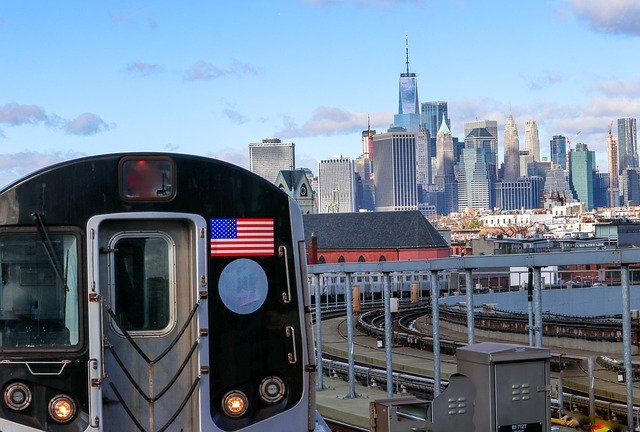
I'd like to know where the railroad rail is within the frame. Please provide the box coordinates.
[356,305,640,370]
[324,314,640,427]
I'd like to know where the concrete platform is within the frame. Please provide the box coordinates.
[315,377,387,430]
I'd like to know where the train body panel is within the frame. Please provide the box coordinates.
[0,153,319,431]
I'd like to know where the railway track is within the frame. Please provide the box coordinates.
[323,306,640,427]
[356,305,640,370]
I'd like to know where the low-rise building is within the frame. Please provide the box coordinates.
[303,211,449,263]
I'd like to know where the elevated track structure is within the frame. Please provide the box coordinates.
[308,249,640,430]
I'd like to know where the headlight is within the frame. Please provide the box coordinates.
[48,394,76,423]
[259,376,286,404]
[3,382,32,411]
[221,390,248,418]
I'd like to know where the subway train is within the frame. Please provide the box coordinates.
[0,153,324,431]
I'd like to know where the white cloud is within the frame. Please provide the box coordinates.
[65,113,113,136]
[0,103,113,137]
[207,148,249,169]
[520,72,563,91]
[124,62,163,76]
[275,106,393,138]
[183,60,260,81]
[569,0,640,35]
[0,103,52,126]
[0,151,85,188]
[222,108,248,124]
[588,77,640,97]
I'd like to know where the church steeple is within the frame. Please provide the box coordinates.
[437,113,450,135]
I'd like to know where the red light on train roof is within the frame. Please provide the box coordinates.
[118,156,176,201]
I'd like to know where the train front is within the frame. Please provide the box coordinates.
[0,153,323,432]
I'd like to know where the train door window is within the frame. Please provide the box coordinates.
[0,231,80,349]
[109,232,176,335]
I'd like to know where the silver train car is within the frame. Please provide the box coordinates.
[0,154,324,431]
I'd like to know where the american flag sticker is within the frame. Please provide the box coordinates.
[210,218,275,257]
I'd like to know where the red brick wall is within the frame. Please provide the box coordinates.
[315,247,450,264]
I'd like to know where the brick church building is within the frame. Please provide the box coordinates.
[303,211,450,264]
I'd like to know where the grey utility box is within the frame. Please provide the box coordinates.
[456,342,551,432]
[369,397,428,432]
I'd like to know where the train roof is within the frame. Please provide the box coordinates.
[0,152,291,227]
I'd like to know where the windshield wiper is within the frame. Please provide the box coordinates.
[32,212,69,292]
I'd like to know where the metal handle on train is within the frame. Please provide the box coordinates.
[279,246,292,304]
[285,326,297,364]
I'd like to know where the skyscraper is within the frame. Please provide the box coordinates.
[361,117,376,160]
[355,155,374,211]
[519,150,534,177]
[464,120,498,180]
[503,114,520,181]
[393,36,420,132]
[416,128,430,191]
[550,135,567,169]
[317,156,356,213]
[618,117,638,173]
[524,120,540,161]
[455,146,494,210]
[420,101,449,139]
[373,131,418,211]
[434,115,454,189]
[249,139,295,182]
[622,169,640,205]
[432,116,457,214]
[594,171,609,208]
[495,177,544,210]
[420,101,448,174]
[544,166,575,204]
[569,143,595,210]
[607,124,620,207]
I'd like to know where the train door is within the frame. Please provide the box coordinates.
[87,213,208,432]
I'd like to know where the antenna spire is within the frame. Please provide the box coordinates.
[405,34,410,74]
[367,114,371,131]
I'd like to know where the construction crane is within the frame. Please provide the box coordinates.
[565,130,581,169]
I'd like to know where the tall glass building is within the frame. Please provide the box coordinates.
[618,117,638,173]
[464,120,498,182]
[393,37,420,132]
[455,146,494,210]
[420,101,449,138]
[569,143,595,210]
[550,135,567,169]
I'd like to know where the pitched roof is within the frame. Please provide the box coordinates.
[437,114,451,135]
[277,170,306,191]
[303,211,448,250]
[466,127,492,139]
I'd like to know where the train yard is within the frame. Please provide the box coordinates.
[315,303,640,430]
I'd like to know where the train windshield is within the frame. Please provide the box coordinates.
[0,232,79,349]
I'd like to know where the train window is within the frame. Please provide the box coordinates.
[119,156,175,201]
[110,233,175,335]
[0,232,80,349]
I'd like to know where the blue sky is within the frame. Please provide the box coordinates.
[1,0,640,186]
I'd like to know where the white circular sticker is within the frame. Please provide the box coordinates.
[218,259,269,314]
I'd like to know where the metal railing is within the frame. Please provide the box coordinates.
[307,248,640,429]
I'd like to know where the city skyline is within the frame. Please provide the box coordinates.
[1,1,640,186]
